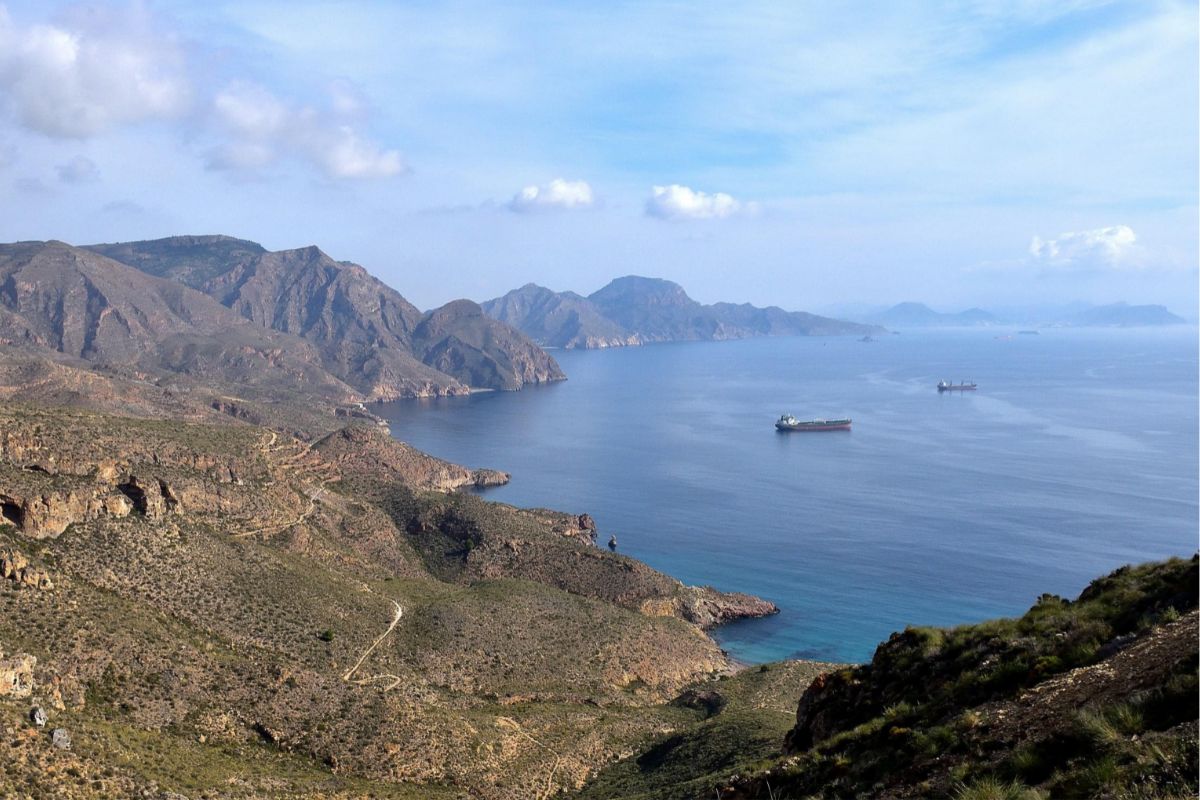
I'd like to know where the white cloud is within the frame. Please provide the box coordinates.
[508,178,594,212]
[645,184,744,220]
[1030,225,1139,268]
[207,81,406,180]
[303,123,406,179]
[0,5,190,138]
[56,154,99,183]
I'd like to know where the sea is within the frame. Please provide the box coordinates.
[373,328,1199,665]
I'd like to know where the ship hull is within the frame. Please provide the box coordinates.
[776,420,852,432]
[937,386,977,392]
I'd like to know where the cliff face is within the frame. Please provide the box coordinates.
[0,241,359,402]
[483,276,883,348]
[87,235,564,396]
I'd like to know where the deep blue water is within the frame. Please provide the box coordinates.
[374,328,1199,664]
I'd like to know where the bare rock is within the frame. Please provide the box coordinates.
[0,652,36,698]
[642,586,779,630]
[2,548,54,590]
[471,468,511,488]
[51,727,71,750]
[1,547,28,578]
[29,706,47,728]
[103,493,133,517]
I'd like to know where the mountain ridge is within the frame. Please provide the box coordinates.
[482,276,882,348]
[83,235,565,398]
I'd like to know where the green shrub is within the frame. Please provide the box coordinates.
[952,776,1043,800]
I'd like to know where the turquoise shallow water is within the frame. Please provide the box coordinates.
[374,328,1199,664]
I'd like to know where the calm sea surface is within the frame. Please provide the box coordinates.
[374,328,1199,664]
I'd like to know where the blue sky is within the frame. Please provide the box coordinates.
[0,0,1196,314]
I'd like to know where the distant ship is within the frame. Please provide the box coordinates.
[776,414,852,431]
[1018,330,1040,335]
[937,380,977,392]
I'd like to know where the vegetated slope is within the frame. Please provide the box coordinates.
[0,241,357,403]
[0,406,777,799]
[482,276,881,348]
[89,235,565,397]
[623,556,1196,800]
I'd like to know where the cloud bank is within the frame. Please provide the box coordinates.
[206,81,406,180]
[1030,225,1138,269]
[0,6,405,181]
[508,178,594,212]
[645,184,744,220]
[0,5,189,138]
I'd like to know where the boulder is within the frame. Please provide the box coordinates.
[29,706,47,728]
[102,493,132,517]
[51,727,71,750]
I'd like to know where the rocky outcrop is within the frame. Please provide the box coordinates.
[117,476,182,519]
[0,479,170,538]
[641,586,779,630]
[313,425,509,492]
[0,652,36,698]
[0,549,53,589]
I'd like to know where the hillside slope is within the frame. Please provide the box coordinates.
[582,556,1198,799]
[0,405,775,799]
[0,241,358,403]
[88,235,564,397]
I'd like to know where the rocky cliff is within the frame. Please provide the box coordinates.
[88,235,564,396]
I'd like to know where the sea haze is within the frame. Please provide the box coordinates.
[374,328,1199,664]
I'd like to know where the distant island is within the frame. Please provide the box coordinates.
[482,276,883,349]
[867,302,999,328]
[853,300,1187,329]
[1064,302,1188,327]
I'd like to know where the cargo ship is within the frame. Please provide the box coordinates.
[937,380,977,392]
[775,414,852,431]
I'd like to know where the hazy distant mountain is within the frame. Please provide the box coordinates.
[1065,302,1186,327]
[479,283,641,349]
[870,302,999,327]
[483,276,881,348]
[88,235,564,397]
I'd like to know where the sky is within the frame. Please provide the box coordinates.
[0,0,1196,315]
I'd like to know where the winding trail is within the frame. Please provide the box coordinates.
[234,486,326,539]
[341,599,405,691]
